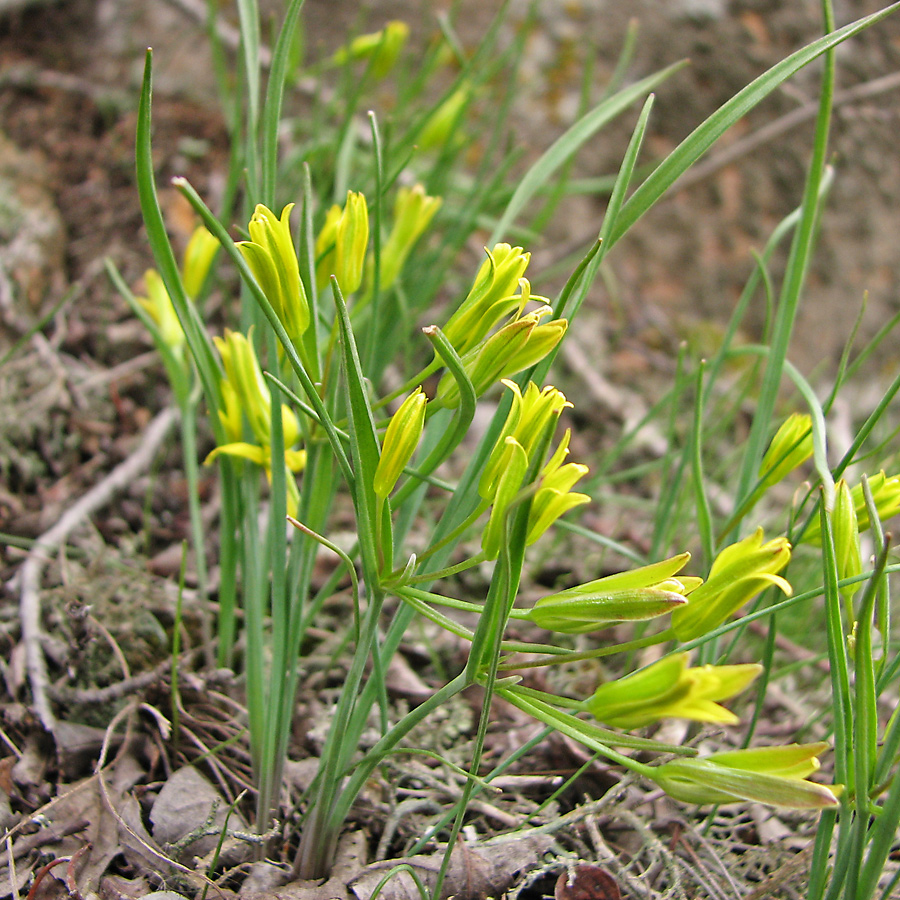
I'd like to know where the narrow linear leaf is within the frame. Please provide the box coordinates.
[490,60,684,245]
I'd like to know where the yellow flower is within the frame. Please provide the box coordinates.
[136,269,184,353]
[417,85,471,151]
[526,430,589,546]
[314,192,370,296]
[181,225,219,300]
[436,305,567,407]
[804,470,900,543]
[336,191,369,295]
[587,652,761,729]
[443,244,531,356]
[237,204,309,346]
[479,380,571,501]
[375,185,442,292]
[331,20,409,78]
[480,424,588,561]
[211,329,302,452]
[671,529,791,642]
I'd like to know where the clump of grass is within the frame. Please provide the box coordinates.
[112,1,900,895]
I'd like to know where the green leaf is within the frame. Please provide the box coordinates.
[332,279,381,579]
[135,51,223,433]
[261,0,306,207]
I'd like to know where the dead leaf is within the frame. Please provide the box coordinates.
[384,654,432,701]
[0,854,34,900]
[349,835,552,900]
[98,874,152,900]
[555,865,621,900]
[54,721,120,781]
[116,791,183,885]
[149,766,249,867]
[136,893,191,900]
[12,730,53,796]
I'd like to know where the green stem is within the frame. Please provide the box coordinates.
[500,629,672,670]
[178,395,214,667]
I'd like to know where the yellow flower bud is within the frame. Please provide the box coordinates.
[856,470,900,531]
[481,437,529,560]
[527,553,696,634]
[526,430,589,545]
[331,20,409,79]
[181,226,219,300]
[443,244,531,355]
[758,413,813,490]
[376,185,442,292]
[435,307,567,407]
[479,381,571,500]
[417,85,470,151]
[653,743,841,809]
[833,478,862,600]
[334,191,369,296]
[136,269,184,353]
[373,388,427,498]
[213,329,301,450]
[314,204,343,292]
[805,470,900,543]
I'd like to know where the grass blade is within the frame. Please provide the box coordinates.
[489,62,683,245]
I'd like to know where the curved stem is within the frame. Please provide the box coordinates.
[500,629,673,670]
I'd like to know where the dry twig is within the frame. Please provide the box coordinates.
[14,406,177,732]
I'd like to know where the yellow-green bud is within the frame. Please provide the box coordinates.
[481,437,529,560]
[331,20,409,79]
[315,204,343,292]
[587,652,761,729]
[671,528,792,642]
[833,478,862,601]
[181,226,219,300]
[333,191,369,296]
[374,388,427,498]
[856,470,900,531]
[436,307,567,407]
[758,413,813,490]
[527,553,696,633]
[377,185,442,291]
[237,204,309,345]
[417,85,470,151]
[652,743,841,809]
[137,269,184,353]
[804,470,900,543]
[218,378,244,443]
[213,329,301,450]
